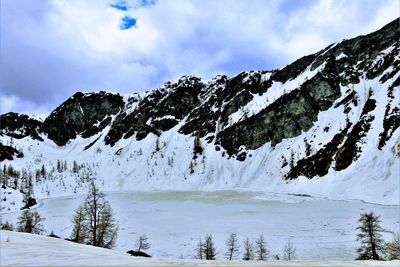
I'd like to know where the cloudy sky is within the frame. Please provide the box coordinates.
[0,0,398,118]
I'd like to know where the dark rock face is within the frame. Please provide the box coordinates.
[216,73,341,156]
[0,112,43,140]
[178,71,270,138]
[286,95,377,180]
[286,122,352,179]
[334,98,376,171]
[272,54,316,83]
[379,80,400,150]
[42,92,124,146]
[379,105,399,150]
[0,143,23,161]
[105,76,204,146]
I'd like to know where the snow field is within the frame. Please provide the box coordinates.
[1,191,398,261]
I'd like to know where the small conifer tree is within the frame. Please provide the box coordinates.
[17,210,44,234]
[356,212,385,260]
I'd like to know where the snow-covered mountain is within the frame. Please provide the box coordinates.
[1,18,399,206]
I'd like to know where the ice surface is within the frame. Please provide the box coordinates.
[1,191,398,261]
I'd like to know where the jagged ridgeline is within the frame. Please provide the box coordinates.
[0,18,399,204]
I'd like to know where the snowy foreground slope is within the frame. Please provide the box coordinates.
[1,231,398,266]
[0,18,399,211]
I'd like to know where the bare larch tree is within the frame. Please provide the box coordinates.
[242,237,254,261]
[225,233,240,260]
[136,234,151,252]
[283,239,296,260]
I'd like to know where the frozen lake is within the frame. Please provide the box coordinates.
[1,191,399,260]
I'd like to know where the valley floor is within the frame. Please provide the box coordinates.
[1,191,399,262]
[1,231,398,267]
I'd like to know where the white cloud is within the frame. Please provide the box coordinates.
[0,95,18,114]
[275,0,399,62]
[0,95,53,119]
[0,0,398,116]
[361,1,399,35]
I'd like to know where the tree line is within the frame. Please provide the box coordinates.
[193,211,400,261]
[0,160,99,208]
[195,232,295,261]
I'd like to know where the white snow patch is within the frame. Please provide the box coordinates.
[336,52,347,60]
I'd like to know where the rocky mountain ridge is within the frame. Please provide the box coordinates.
[0,18,399,204]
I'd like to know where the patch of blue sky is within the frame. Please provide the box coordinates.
[111,0,157,10]
[136,0,157,8]
[110,1,128,11]
[120,16,137,30]
[278,0,318,14]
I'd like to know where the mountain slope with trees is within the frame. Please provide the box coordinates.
[0,18,399,206]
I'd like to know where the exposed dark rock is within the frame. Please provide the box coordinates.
[48,233,61,238]
[286,97,377,179]
[0,112,43,140]
[83,136,102,151]
[378,105,400,150]
[178,78,226,137]
[380,62,400,84]
[286,122,352,180]
[21,197,37,210]
[388,76,400,98]
[236,152,247,161]
[193,146,203,158]
[105,76,204,146]
[42,92,124,146]
[272,54,316,83]
[334,91,358,108]
[360,97,376,116]
[217,72,341,155]
[334,99,376,171]
[126,250,151,257]
[81,117,112,138]
[179,71,267,137]
[151,118,179,132]
[289,193,312,197]
[219,90,254,126]
[0,143,23,161]
[367,46,399,80]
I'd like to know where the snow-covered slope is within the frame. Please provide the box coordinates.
[1,230,398,266]
[0,19,399,207]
